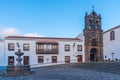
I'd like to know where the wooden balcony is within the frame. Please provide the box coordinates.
[36,49,58,54]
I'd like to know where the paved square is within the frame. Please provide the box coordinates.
[0,65,120,80]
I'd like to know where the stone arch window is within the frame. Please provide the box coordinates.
[95,20,99,29]
[110,31,115,41]
[88,20,92,29]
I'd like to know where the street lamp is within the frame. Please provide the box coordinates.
[73,43,75,56]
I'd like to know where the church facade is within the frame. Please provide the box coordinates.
[83,10,103,62]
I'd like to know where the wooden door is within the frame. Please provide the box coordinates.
[8,56,14,65]
[23,56,29,65]
[77,55,82,62]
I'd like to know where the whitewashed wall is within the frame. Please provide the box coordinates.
[0,40,6,66]
[58,41,84,62]
[103,27,120,61]
[4,39,36,66]
[0,38,84,68]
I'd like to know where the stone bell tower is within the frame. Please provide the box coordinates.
[83,8,103,62]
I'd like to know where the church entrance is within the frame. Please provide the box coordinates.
[90,48,98,62]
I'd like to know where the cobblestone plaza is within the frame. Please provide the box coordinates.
[0,65,120,80]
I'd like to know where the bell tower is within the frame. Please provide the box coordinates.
[83,8,103,62]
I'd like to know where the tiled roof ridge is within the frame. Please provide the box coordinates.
[103,25,120,34]
[5,36,80,40]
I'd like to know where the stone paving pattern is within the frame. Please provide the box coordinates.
[70,62,120,74]
[0,64,120,80]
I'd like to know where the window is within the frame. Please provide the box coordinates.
[8,43,14,51]
[110,31,115,41]
[95,20,99,29]
[91,38,98,46]
[44,44,51,51]
[77,45,82,51]
[105,55,107,58]
[88,20,92,29]
[23,56,29,65]
[23,44,29,51]
[52,56,57,63]
[52,45,58,51]
[8,56,14,65]
[65,56,70,63]
[65,45,70,51]
[36,44,44,51]
[38,56,44,63]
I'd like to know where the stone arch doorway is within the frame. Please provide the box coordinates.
[90,48,98,62]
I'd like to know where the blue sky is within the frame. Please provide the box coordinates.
[0,0,120,38]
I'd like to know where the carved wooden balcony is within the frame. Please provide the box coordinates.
[36,49,58,54]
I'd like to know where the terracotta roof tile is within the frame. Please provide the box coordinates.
[5,36,80,42]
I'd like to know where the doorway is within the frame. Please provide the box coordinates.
[8,56,14,65]
[90,48,98,62]
[23,56,29,65]
[77,55,82,62]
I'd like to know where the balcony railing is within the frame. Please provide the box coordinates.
[36,49,58,54]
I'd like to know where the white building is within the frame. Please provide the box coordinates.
[0,36,84,67]
[103,25,120,61]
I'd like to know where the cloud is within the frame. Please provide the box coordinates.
[24,33,44,37]
[0,27,45,38]
[0,28,20,38]
[0,28,45,38]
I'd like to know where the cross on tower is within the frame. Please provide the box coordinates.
[92,6,95,11]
